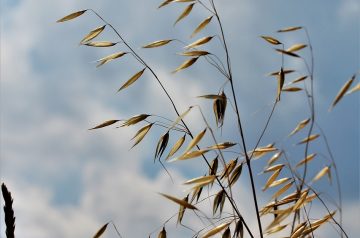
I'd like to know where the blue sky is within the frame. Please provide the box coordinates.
[1,0,359,237]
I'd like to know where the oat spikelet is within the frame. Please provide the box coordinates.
[277,26,302,32]
[260,35,282,45]
[289,118,310,136]
[93,223,108,238]
[202,222,231,238]
[80,25,106,44]
[142,39,173,48]
[277,67,285,101]
[2,183,15,238]
[89,120,120,130]
[158,227,167,238]
[286,43,307,52]
[213,91,227,127]
[84,41,117,47]
[159,193,197,210]
[191,16,213,38]
[174,3,195,25]
[56,10,87,23]
[329,74,356,111]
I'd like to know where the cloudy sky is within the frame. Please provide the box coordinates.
[1,0,359,237]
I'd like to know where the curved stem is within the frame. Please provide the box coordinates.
[196,0,215,14]
[110,221,123,238]
[248,100,278,161]
[300,27,316,188]
[315,122,343,232]
[304,26,342,237]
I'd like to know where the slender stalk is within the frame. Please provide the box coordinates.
[210,1,264,237]
[110,221,123,238]
[296,43,342,237]
[299,27,316,188]
[291,27,316,235]
[247,43,283,161]
[304,28,343,236]
[248,100,277,161]
[247,45,283,163]
[315,122,343,234]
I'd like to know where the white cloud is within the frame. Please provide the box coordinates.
[3,168,359,237]
[1,170,185,238]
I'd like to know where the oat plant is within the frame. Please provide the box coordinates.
[1,183,16,238]
[56,1,358,237]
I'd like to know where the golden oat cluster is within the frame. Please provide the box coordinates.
[56,1,358,238]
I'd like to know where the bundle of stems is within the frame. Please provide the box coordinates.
[56,1,358,237]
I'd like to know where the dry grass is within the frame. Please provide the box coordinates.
[1,183,16,238]
[18,1,357,238]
